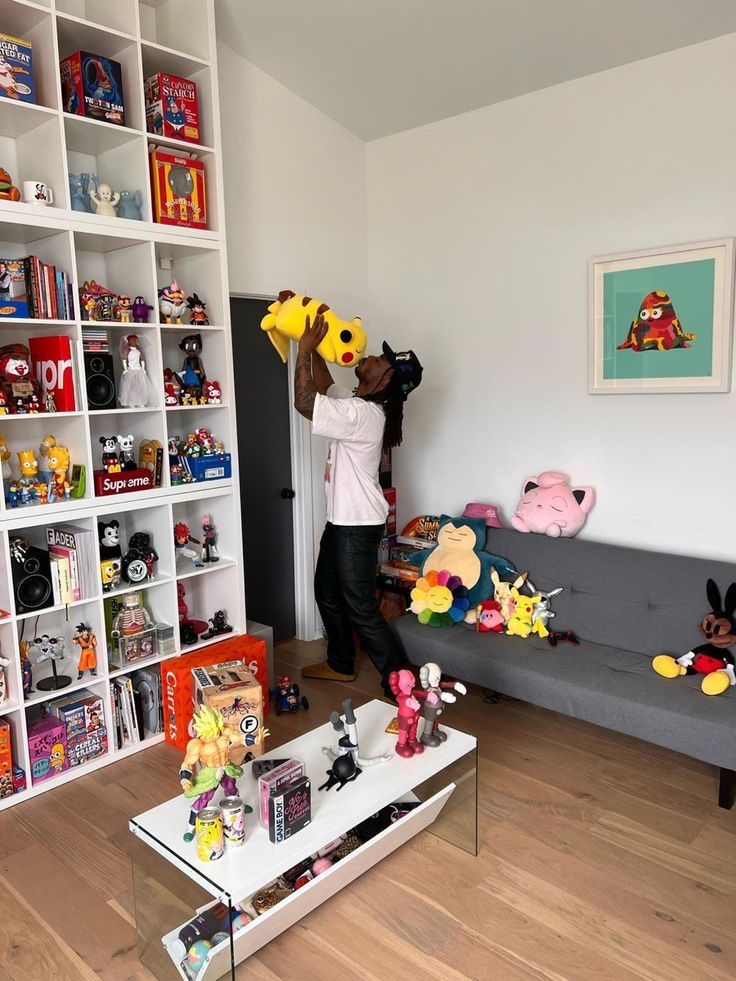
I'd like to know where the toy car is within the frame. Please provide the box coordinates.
[270,675,309,716]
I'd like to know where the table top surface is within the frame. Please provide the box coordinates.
[130,698,476,905]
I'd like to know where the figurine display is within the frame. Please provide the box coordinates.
[320,698,390,790]
[174,521,202,566]
[99,436,120,473]
[0,344,47,414]
[47,444,71,502]
[186,293,209,326]
[158,280,187,324]
[122,531,158,584]
[89,182,120,217]
[0,167,20,201]
[112,591,153,636]
[200,515,219,563]
[201,610,233,639]
[79,279,117,321]
[415,662,466,748]
[30,634,71,691]
[179,705,248,841]
[168,428,229,484]
[117,189,143,221]
[116,433,136,471]
[73,623,98,680]
[260,290,367,365]
[132,295,153,323]
[69,173,92,212]
[388,669,423,758]
[178,582,207,645]
[203,380,221,405]
[19,640,33,696]
[179,333,206,397]
[119,334,153,408]
[270,675,309,716]
[115,295,133,323]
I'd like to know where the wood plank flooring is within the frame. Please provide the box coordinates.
[0,637,733,980]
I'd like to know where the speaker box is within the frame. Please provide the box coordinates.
[10,544,53,614]
[84,351,116,410]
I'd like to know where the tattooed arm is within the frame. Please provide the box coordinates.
[294,314,328,420]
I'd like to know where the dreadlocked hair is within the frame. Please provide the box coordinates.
[363,387,405,450]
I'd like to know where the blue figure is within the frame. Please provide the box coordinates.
[164,95,186,133]
[117,190,143,221]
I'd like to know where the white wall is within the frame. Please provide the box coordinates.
[366,34,736,560]
[217,43,367,632]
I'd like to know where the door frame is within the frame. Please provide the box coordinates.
[231,290,319,642]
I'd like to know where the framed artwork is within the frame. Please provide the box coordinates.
[589,239,734,394]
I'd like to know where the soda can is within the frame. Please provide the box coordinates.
[220,796,246,847]
[195,807,224,861]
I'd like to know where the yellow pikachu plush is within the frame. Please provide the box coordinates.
[491,567,528,622]
[261,290,367,366]
[506,588,541,639]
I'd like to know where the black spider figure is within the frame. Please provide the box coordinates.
[318,752,362,792]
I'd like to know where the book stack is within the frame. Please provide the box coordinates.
[0,256,74,320]
[81,328,110,353]
[110,676,142,749]
[46,524,96,605]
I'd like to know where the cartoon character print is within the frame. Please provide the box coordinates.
[617,291,696,352]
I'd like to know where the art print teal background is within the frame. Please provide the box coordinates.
[602,258,715,379]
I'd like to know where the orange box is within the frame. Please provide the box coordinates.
[0,717,13,799]
[161,635,267,750]
[150,148,207,229]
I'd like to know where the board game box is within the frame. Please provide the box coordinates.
[0,34,34,103]
[145,72,199,143]
[60,51,124,125]
[150,148,207,229]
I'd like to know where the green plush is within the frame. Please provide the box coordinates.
[408,514,516,607]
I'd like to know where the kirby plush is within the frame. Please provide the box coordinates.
[510,471,594,538]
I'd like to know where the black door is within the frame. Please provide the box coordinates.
[230,297,296,642]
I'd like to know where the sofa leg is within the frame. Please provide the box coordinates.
[718,768,735,809]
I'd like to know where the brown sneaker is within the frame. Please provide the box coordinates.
[301,660,356,683]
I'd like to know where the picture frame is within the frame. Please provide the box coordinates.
[589,238,734,394]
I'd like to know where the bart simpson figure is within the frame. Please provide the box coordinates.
[73,623,97,680]
[179,705,268,841]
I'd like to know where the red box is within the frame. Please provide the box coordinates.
[0,717,12,799]
[145,72,199,143]
[149,149,207,229]
[59,51,125,126]
[383,487,397,536]
[94,468,154,496]
[29,335,76,412]
[161,635,268,750]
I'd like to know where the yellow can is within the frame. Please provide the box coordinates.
[195,807,224,861]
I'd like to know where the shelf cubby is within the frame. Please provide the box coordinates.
[172,489,234,574]
[153,239,222,324]
[160,324,227,404]
[0,618,20,705]
[0,110,65,214]
[74,231,155,308]
[87,408,165,479]
[138,0,210,62]
[102,577,176,670]
[177,559,241,637]
[55,0,138,37]
[95,499,175,585]
[0,0,58,109]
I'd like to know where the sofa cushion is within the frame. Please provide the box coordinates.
[484,528,736,658]
[394,614,736,770]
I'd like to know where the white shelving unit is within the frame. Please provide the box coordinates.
[0,0,243,811]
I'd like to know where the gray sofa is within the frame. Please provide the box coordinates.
[394,528,736,808]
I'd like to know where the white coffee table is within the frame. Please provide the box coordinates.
[129,699,477,980]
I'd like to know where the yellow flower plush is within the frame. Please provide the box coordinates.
[410,570,469,627]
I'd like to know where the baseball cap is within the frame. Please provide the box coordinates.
[382,341,423,397]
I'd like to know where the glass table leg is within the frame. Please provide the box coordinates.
[410,746,478,856]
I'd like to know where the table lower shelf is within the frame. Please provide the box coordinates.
[161,783,454,980]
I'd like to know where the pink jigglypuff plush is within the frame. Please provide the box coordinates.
[511,471,595,538]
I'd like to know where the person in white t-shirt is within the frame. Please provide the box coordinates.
[293,313,423,697]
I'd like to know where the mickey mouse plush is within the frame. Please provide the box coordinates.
[653,579,736,695]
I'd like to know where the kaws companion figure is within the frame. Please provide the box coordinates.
[653,579,736,696]
[415,662,466,748]
[260,291,367,365]
[388,669,423,758]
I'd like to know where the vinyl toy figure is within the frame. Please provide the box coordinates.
[174,521,201,566]
[47,445,71,502]
[320,698,390,789]
[186,293,209,327]
[73,623,98,680]
[158,280,187,324]
[270,675,309,715]
[132,295,153,324]
[415,662,466,748]
[200,514,219,563]
[388,669,423,758]
[179,333,206,393]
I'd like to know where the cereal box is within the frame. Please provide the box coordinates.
[150,149,207,229]
[59,51,124,125]
[0,717,13,798]
[145,72,199,143]
[0,34,34,104]
[27,716,68,785]
[191,661,264,758]
[48,691,107,767]
[161,635,267,750]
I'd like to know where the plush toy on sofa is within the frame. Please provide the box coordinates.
[506,588,541,638]
[526,580,564,639]
[652,579,736,695]
[260,290,367,365]
[475,599,505,633]
[491,568,528,622]
[511,471,595,538]
[413,515,516,608]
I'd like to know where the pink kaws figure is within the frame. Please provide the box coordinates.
[511,471,595,538]
[388,669,424,758]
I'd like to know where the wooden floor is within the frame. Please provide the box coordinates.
[0,638,734,980]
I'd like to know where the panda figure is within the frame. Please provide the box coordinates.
[117,434,136,471]
[99,436,120,473]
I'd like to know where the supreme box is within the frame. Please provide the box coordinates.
[383,487,397,536]
[0,717,12,798]
[145,72,199,143]
[161,635,267,750]
[27,716,68,785]
[29,335,77,412]
[47,691,107,767]
[59,51,124,125]
[192,660,264,758]
[93,467,154,496]
[150,149,207,229]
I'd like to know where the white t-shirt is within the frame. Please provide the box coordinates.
[312,384,388,527]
